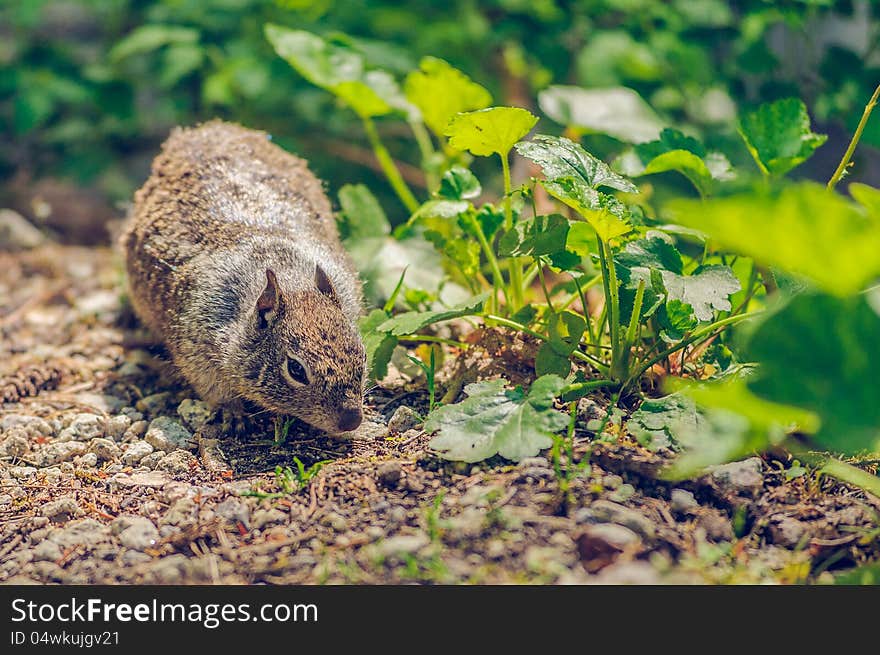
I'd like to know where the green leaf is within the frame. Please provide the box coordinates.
[849,183,880,216]
[661,265,741,322]
[265,25,402,118]
[515,134,638,193]
[404,57,491,136]
[635,128,707,161]
[539,85,663,143]
[438,166,482,200]
[502,213,570,258]
[410,199,471,223]
[426,376,569,462]
[738,98,827,177]
[641,150,715,197]
[359,309,398,381]
[444,107,538,157]
[540,179,631,241]
[663,377,820,478]
[377,293,488,336]
[748,293,880,455]
[666,183,880,296]
[338,183,390,242]
[535,344,571,377]
[332,80,393,118]
[110,24,199,62]
[615,236,683,275]
[628,393,702,451]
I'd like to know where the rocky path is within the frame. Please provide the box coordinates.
[1,244,878,584]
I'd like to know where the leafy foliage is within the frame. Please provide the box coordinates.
[539,85,663,143]
[444,107,538,157]
[404,57,491,137]
[426,376,569,463]
[748,293,880,454]
[667,183,880,296]
[738,98,828,177]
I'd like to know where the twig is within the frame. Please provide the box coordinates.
[828,82,880,191]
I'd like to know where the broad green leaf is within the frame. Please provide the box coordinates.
[338,185,391,292]
[438,166,482,200]
[661,265,741,322]
[265,25,402,118]
[635,128,707,161]
[426,376,569,462]
[540,178,631,241]
[616,236,683,274]
[535,344,571,377]
[359,309,398,381]
[666,183,880,296]
[663,377,820,478]
[444,107,538,157]
[738,98,827,176]
[377,293,488,336]
[678,378,820,434]
[410,199,471,223]
[748,293,880,454]
[158,44,204,88]
[404,57,491,136]
[338,183,390,241]
[515,134,638,193]
[332,80,393,118]
[849,183,880,217]
[109,24,199,62]
[641,150,715,197]
[628,393,701,451]
[501,213,569,258]
[539,85,663,143]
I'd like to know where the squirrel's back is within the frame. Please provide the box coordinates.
[121,121,365,434]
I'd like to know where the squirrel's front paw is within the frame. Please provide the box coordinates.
[215,402,255,438]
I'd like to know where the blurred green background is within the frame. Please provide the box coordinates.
[2,0,878,242]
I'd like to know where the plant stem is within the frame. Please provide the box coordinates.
[622,310,759,390]
[362,117,420,213]
[623,278,646,361]
[410,120,439,191]
[560,379,618,396]
[536,265,555,313]
[828,82,880,191]
[597,237,622,381]
[500,153,523,311]
[469,214,508,310]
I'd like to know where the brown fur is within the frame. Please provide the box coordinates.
[121,120,365,434]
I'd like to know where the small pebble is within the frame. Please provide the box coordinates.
[121,441,154,465]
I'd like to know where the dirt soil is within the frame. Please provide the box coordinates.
[1,244,879,585]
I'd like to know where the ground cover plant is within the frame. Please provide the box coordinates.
[2,2,880,586]
[267,24,880,488]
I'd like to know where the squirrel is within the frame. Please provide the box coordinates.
[121,120,366,434]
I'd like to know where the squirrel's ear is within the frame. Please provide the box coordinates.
[256,269,282,327]
[315,264,339,304]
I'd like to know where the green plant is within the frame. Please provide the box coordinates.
[265,25,880,500]
[240,458,331,500]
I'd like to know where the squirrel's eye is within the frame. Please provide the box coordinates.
[285,356,309,385]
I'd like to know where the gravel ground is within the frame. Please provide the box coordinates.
[1,243,879,585]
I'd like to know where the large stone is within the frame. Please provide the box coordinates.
[574,500,656,540]
[709,457,764,497]
[0,209,45,250]
[145,417,194,452]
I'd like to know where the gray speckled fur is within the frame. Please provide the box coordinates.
[121,120,365,433]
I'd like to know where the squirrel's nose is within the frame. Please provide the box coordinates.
[337,407,363,432]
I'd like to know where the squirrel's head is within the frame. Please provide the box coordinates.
[237,266,365,434]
